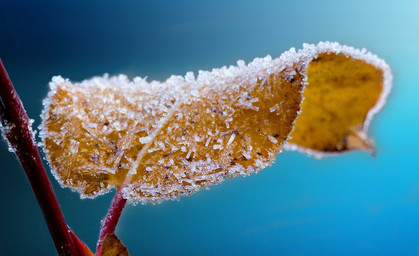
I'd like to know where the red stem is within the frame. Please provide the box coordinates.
[0,59,80,256]
[95,188,127,255]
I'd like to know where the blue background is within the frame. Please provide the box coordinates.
[0,0,418,255]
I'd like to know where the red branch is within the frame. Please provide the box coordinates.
[95,188,127,255]
[0,59,80,256]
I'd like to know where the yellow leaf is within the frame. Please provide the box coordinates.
[40,42,392,204]
[41,51,305,204]
[100,233,129,256]
[286,42,392,158]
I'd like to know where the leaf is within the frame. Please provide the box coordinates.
[286,42,392,158]
[40,42,392,204]
[40,52,305,204]
[100,233,129,256]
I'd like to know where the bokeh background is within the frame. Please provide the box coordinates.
[1,0,418,255]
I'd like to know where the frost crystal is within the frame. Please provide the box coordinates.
[0,122,16,153]
[268,135,278,144]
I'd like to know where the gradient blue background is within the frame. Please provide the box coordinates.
[0,1,418,255]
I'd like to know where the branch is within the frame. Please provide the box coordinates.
[0,59,80,256]
[95,188,127,256]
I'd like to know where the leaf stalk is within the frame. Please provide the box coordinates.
[0,59,80,256]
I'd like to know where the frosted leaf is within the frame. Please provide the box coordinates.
[39,41,391,204]
[40,45,305,203]
[285,42,392,158]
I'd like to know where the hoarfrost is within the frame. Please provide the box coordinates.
[194,134,201,142]
[269,104,280,113]
[139,136,151,144]
[186,149,192,159]
[242,151,251,160]
[205,137,211,147]
[227,133,236,145]
[268,135,278,144]
[69,139,79,154]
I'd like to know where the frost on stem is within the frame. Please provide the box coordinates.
[0,58,81,256]
[0,103,36,153]
[0,120,16,153]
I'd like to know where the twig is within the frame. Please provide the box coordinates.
[0,59,80,256]
[95,188,127,255]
